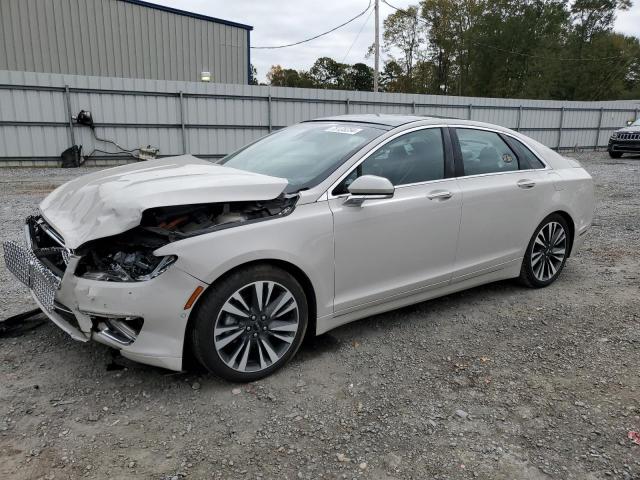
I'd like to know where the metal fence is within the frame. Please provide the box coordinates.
[1,70,639,166]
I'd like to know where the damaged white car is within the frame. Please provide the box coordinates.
[3,115,594,381]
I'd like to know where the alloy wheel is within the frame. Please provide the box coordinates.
[530,221,567,282]
[213,281,300,373]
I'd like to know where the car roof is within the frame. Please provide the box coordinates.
[304,114,449,128]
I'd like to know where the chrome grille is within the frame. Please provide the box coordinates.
[3,240,61,312]
[617,132,640,140]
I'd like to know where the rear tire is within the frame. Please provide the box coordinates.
[519,214,570,288]
[190,264,308,382]
[608,150,623,158]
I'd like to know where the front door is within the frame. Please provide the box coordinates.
[328,127,462,314]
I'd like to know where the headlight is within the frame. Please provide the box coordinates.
[80,252,177,282]
[610,132,618,139]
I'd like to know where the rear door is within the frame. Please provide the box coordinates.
[451,127,556,280]
[328,126,462,313]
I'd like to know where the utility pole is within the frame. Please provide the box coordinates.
[373,0,379,92]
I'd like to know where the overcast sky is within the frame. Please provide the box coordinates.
[149,0,640,83]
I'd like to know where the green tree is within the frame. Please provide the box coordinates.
[344,63,374,91]
[266,2,639,101]
[309,57,348,88]
[267,65,314,88]
[381,5,426,91]
[562,0,634,99]
[249,64,258,85]
[380,60,405,92]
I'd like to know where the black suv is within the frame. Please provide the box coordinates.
[608,119,640,158]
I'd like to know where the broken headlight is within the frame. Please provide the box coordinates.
[80,251,177,282]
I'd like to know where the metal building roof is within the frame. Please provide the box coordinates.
[119,0,254,30]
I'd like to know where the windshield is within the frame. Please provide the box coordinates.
[220,122,384,192]
[633,119,640,126]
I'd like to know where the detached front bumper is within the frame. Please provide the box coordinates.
[3,220,206,372]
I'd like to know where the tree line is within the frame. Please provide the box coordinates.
[259,0,640,100]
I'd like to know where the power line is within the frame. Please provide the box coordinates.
[251,1,372,49]
[342,4,375,62]
[382,0,630,62]
[382,0,424,22]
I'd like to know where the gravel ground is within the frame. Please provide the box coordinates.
[0,152,638,480]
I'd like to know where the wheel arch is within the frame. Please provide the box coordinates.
[182,259,318,368]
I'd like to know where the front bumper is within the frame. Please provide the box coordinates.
[608,138,640,153]
[2,219,206,371]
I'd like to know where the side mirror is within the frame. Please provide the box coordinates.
[627,120,633,126]
[344,175,394,207]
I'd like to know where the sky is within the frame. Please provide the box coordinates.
[148,0,640,83]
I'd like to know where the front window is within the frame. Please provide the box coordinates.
[334,128,446,194]
[220,122,383,192]
[632,119,640,126]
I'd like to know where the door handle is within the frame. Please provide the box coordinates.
[517,179,536,189]
[427,190,453,200]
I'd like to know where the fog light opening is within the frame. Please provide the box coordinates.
[91,316,144,347]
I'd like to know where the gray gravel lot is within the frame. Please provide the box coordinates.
[0,152,639,480]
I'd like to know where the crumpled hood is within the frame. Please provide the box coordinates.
[39,155,287,249]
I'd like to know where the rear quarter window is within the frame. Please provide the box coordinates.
[507,137,546,169]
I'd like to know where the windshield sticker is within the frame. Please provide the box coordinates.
[325,125,363,135]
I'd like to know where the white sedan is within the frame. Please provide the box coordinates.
[3,115,594,381]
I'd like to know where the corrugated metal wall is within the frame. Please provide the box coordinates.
[1,70,638,166]
[0,0,249,84]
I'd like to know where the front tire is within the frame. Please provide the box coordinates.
[519,214,570,288]
[608,150,623,158]
[190,265,308,382]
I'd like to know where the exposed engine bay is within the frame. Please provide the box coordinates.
[74,195,297,282]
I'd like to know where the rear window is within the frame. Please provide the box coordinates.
[456,128,518,176]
